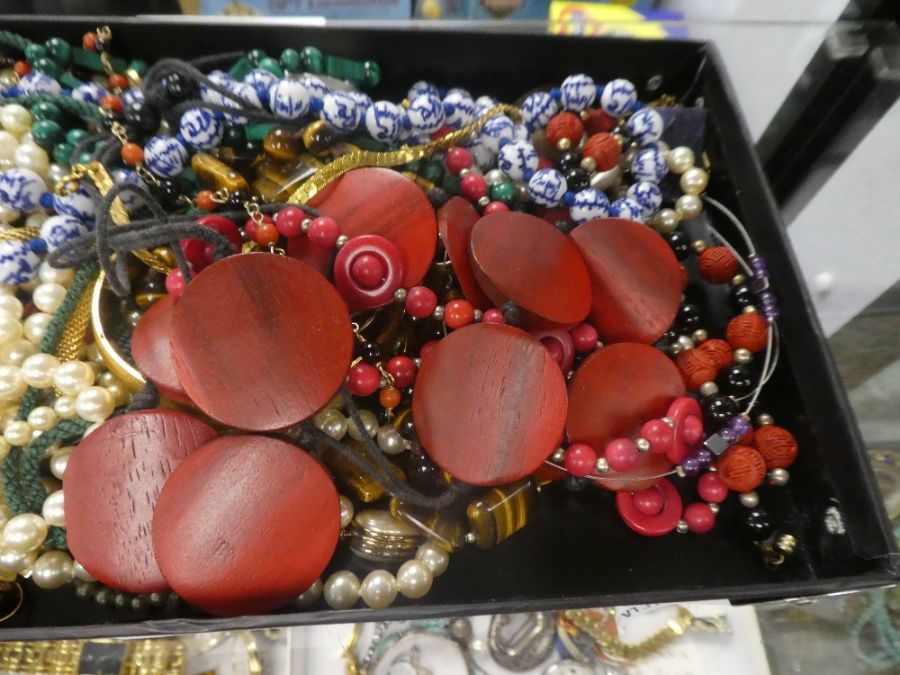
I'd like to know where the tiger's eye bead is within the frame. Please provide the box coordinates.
[302,120,338,156]
[263,127,302,162]
[466,479,537,549]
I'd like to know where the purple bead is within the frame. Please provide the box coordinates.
[730,414,751,436]
[682,457,701,476]
[694,448,713,466]
[749,254,767,274]
[720,427,737,443]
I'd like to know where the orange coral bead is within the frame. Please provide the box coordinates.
[676,348,718,390]
[107,73,129,91]
[754,425,798,469]
[698,338,733,369]
[82,32,98,51]
[379,387,401,409]
[444,299,474,330]
[698,246,739,284]
[100,94,122,113]
[121,142,144,166]
[716,445,766,492]
[582,133,621,171]
[545,112,584,149]
[726,313,768,353]
[254,222,280,246]
[196,190,217,212]
[12,60,30,77]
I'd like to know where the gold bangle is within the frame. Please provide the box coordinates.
[91,270,146,392]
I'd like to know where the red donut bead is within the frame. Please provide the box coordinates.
[698,246,739,284]
[545,112,584,148]
[386,356,416,388]
[531,328,575,372]
[605,438,639,473]
[570,322,599,353]
[333,234,405,310]
[307,216,341,250]
[347,362,381,397]
[684,503,716,534]
[616,478,682,536]
[726,312,769,353]
[444,299,475,329]
[564,443,597,477]
[405,286,438,319]
[582,133,621,171]
[697,473,728,503]
[445,147,473,175]
[460,173,487,201]
[274,206,307,239]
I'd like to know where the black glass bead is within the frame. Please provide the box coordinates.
[702,395,739,430]
[719,363,755,396]
[221,125,245,148]
[398,413,416,440]
[564,167,590,193]
[359,341,383,364]
[677,303,703,330]
[729,284,756,312]
[554,219,573,235]
[404,453,444,496]
[123,100,160,137]
[228,190,250,209]
[427,187,449,209]
[564,475,591,492]
[665,230,692,260]
[162,73,197,104]
[743,507,774,541]
[153,179,182,208]
[558,151,581,171]
[501,300,522,327]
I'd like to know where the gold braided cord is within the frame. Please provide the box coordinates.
[54,278,95,362]
[288,104,522,205]
[563,608,694,661]
[0,226,40,242]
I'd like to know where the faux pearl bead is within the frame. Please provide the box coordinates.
[32,283,66,314]
[47,163,68,190]
[41,489,65,527]
[324,570,361,609]
[360,569,397,609]
[676,194,703,220]
[376,427,405,455]
[3,513,48,552]
[0,105,32,137]
[346,408,379,441]
[396,559,433,599]
[38,262,74,286]
[653,208,680,234]
[296,578,323,608]
[416,541,449,577]
[50,446,73,479]
[22,353,59,389]
[680,167,709,195]
[0,546,36,573]
[53,396,76,419]
[23,312,52,344]
[339,495,354,529]
[667,146,695,174]
[3,420,32,446]
[0,131,16,160]
[739,491,759,508]
[0,364,26,401]
[53,361,95,396]
[74,386,116,423]
[0,293,23,319]
[106,381,130,407]
[14,143,49,175]
[0,314,23,345]
[314,408,347,440]
[2,338,36,366]
[72,560,95,582]
[31,550,73,589]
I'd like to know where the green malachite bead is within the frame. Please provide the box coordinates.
[127,59,147,75]
[77,151,93,165]
[442,173,461,195]
[247,49,267,66]
[31,101,62,123]
[45,37,72,66]
[300,46,324,74]
[363,61,382,88]
[228,57,253,82]
[24,44,48,63]
[33,57,63,80]
[280,48,300,72]
[257,57,283,78]
[53,142,74,166]
[405,160,423,174]
[325,55,365,86]
[66,128,89,146]
[72,47,126,73]
[490,181,518,205]
[60,73,81,90]
[31,120,64,150]
[245,123,276,142]
[422,162,445,185]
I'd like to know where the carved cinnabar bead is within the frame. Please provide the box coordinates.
[545,112,584,147]
[698,246,739,284]
[716,444,767,492]
[726,312,768,353]
[676,348,719,391]
[754,425,799,469]
[698,338,733,369]
[437,197,492,310]
[582,133,620,171]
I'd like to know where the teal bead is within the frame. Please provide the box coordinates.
[31,120,64,150]
[442,173,461,195]
[44,37,72,66]
[66,128,89,145]
[127,59,148,75]
[422,162,445,185]
[257,57,283,78]
[280,48,300,72]
[247,49,267,65]
[33,57,63,80]
[490,181,518,205]
[78,152,94,165]
[405,160,422,174]
[363,61,382,88]
[24,44,48,63]
[53,142,74,166]
[300,46,324,74]
[31,101,63,122]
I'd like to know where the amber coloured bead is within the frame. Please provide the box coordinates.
[390,498,466,552]
[466,478,537,549]
[191,152,250,194]
[263,127,303,162]
[302,120,339,156]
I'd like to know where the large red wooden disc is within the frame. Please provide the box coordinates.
[287,168,436,287]
[131,295,192,404]
[413,323,567,486]
[569,218,681,344]
[64,410,218,594]
[567,343,685,491]
[170,254,353,431]
[469,212,591,328]
[152,435,339,616]
[437,197,492,310]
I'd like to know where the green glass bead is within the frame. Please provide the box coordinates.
[405,160,422,174]
[33,57,63,80]
[442,173,461,195]
[24,44,48,63]
[77,152,93,165]
[363,61,382,88]
[280,48,300,72]
[53,142,74,165]
[300,46,324,74]
[31,120,64,150]
[247,49,267,66]
[257,57,283,78]
[127,59,147,75]
[45,37,72,66]
[66,128,89,146]
[422,162,445,185]
[228,57,253,82]
[490,181,518,205]
[31,101,62,122]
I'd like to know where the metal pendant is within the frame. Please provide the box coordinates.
[488,611,557,672]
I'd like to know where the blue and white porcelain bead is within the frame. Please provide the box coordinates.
[442,90,475,129]
[609,198,644,222]
[144,136,189,178]
[39,215,90,252]
[528,168,567,208]
[321,91,362,132]
[626,181,662,217]
[560,74,596,112]
[600,78,637,117]
[18,73,61,96]
[626,108,665,146]
[52,185,96,221]
[497,140,539,182]
[179,108,223,151]
[0,169,47,214]
[121,87,144,108]
[365,101,404,144]
[570,189,610,224]
[407,94,445,134]
[631,147,668,184]
[513,124,530,141]
[72,82,107,105]
[521,91,558,132]
[269,79,311,120]
[244,69,279,106]
[110,169,144,213]
[349,91,373,112]
[0,240,41,285]
[230,82,262,109]
[207,70,235,88]
[300,75,329,101]
[473,95,499,118]
[408,81,439,101]
[481,114,516,154]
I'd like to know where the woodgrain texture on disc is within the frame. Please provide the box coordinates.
[412,323,567,486]
[131,295,192,404]
[287,168,437,287]
[437,197,492,310]
[567,343,685,491]
[152,435,339,616]
[63,410,218,594]
[569,218,681,344]
[169,254,353,431]
[469,212,591,328]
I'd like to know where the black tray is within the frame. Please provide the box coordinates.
[2,16,897,640]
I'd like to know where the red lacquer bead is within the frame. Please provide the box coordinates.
[676,348,719,391]
[460,173,487,201]
[616,478,682,537]
[726,312,768,353]
[444,299,475,329]
[483,201,509,214]
[386,356,416,388]
[698,338,733,369]
[564,443,597,477]
[274,206,307,239]
[716,445,767,492]
[482,308,505,324]
[605,438,639,473]
[546,112,584,148]
[348,362,381,397]
[405,286,438,319]
[333,234,405,310]
[570,322,599,353]
[698,246,739,284]
[684,502,716,534]
[165,268,189,299]
[307,216,341,250]
[697,473,729,503]
[582,133,620,171]
[754,425,798,469]
[445,147,473,175]
[583,108,617,135]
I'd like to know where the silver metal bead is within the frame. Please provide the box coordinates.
[465,532,476,544]
[776,533,797,555]
[699,381,719,397]
[676,519,689,534]
[742,305,758,314]
[459,167,471,177]
[413,358,422,368]
[692,240,707,253]
[635,438,651,453]
[335,235,349,248]
[708,503,720,514]
[731,274,746,287]
[393,288,407,303]
[691,329,708,344]
[768,468,790,486]
[485,169,505,185]
[733,348,753,365]
[552,447,566,463]
[301,218,311,234]
[757,414,774,426]
[670,343,684,356]
[432,305,444,321]
[677,335,694,351]
[739,491,759,508]
[595,457,609,473]
[477,196,490,207]
[472,309,483,322]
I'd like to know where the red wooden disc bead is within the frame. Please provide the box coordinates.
[726,312,768,353]
[754,425,798,469]
[698,246,739,284]
[545,112,584,148]
[582,133,621,171]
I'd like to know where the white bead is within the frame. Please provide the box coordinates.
[653,208,680,234]
[0,314,22,345]
[0,131,17,160]
[676,194,703,220]
[31,550,73,589]
[106,381,130,407]
[396,559,433,599]
[50,446,73,479]
[13,143,49,175]
[346,408,379,441]
[46,164,68,190]
[376,427,405,455]
[364,100,404,143]
[269,79,311,120]
[324,570,360,609]
[0,364,26,401]
[0,105,32,136]
[23,312,52,343]
[680,167,708,195]
[27,405,57,431]
[22,353,59,389]
[0,294,23,319]
[314,408,347,440]
[1,338,35,366]
[739,491,759,508]
[74,386,115,423]
[2,513,47,552]
[53,396,76,420]
[41,489,65,527]
[0,546,36,573]
[3,420,32,446]
[359,569,397,609]
[53,361,95,396]
[339,495,354,529]
[32,283,66,314]
[416,541,449,577]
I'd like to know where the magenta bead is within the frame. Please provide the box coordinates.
[564,443,597,477]
[640,418,673,455]
[682,414,704,445]
[405,286,438,319]
[482,308,506,324]
[570,322,599,353]
[604,438,639,473]
[165,268,189,299]
[697,473,728,503]
[350,253,387,289]
[445,147,473,175]
[307,216,341,250]
[684,503,716,534]
[274,206,306,239]
[483,201,509,215]
[460,173,487,201]
[347,362,381,397]
[632,486,664,516]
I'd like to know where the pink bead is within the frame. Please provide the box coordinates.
[165,268,189,299]
[682,414,704,446]
[482,308,505,324]
[684,503,716,534]
[419,340,439,360]
[347,362,381,397]
[386,356,416,388]
[350,253,387,289]
[483,201,509,215]
[460,173,487,201]
[564,443,597,477]
[632,486,664,516]
[604,438,639,472]
[445,147,473,175]
[274,206,306,239]
[697,473,728,503]
[405,286,438,319]
[640,418,674,455]
[570,322,599,352]
[307,216,341,250]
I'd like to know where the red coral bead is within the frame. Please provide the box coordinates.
[13,60,30,77]
[405,286,438,319]
[196,190,217,212]
[582,133,621,171]
[604,438,639,473]
[483,201,509,215]
[274,206,306,239]
[545,112,584,148]
[482,308,505,324]
[684,503,716,533]
[197,215,242,260]
[460,173,487,201]
[640,418,673,455]
[180,238,208,272]
[347,362,381,397]
[444,299,474,329]
[726,312,768,353]
[386,356,416,388]
[570,322,599,353]
[698,246,739,284]
[697,473,728,503]
[445,147,473,175]
[564,443,597,477]
[82,32,98,51]
[107,73,129,91]
[255,221,280,246]
[379,387,401,409]
[307,216,341,250]
[120,142,143,166]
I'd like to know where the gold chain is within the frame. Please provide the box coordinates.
[55,281,94,362]
[562,608,695,661]
[287,103,522,205]
[0,226,40,242]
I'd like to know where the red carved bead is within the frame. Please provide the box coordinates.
[698,338,733,369]
[754,425,798,469]
[444,299,475,329]
[684,502,716,534]
[716,445,766,492]
[583,108,617,135]
[726,312,768,353]
[582,132,621,171]
[386,356,416,388]
[564,443,597,477]
[676,348,719,390]
[697,472,729,503]
[698,246,739,284]
[347,362,381,397]
[405,286,438,319]
[545,112,584,148]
